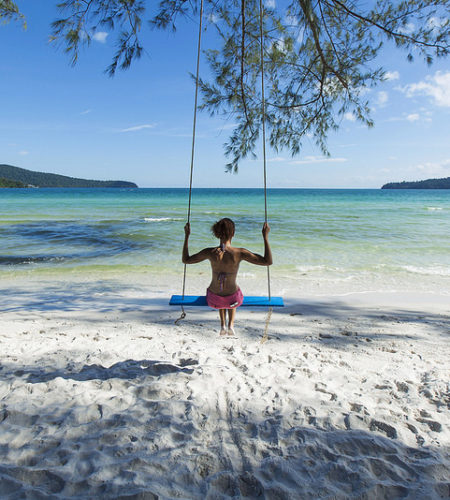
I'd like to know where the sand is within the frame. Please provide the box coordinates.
[0,276,448,499]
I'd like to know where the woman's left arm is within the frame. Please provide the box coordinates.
[182,223,211,264]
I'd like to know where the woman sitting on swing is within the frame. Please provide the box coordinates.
[182,218,272,336]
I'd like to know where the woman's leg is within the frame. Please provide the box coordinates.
[219,309,227,335]
[227,308,236,334]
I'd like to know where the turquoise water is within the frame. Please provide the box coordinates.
[1,188,449,293]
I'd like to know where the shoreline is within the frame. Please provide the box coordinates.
[0,275,448,498]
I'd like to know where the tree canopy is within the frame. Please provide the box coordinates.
[2,0,449,171]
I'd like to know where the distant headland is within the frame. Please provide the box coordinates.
[0,164,138,188]
[382,177,450,189]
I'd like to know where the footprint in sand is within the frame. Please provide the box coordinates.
[315,382,338,401]
[369,419,398,439]
[416,418,442,432]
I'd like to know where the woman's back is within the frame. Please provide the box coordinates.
[208,245,241,295]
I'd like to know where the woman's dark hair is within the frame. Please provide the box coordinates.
[211,218,235,241]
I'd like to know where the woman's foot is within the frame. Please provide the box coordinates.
[227,327,236,336]
[220,327,227,336]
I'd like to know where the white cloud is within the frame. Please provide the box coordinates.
[268,156,288,162]
[92,31,108,43]
[285,14,298,27]
[265,0,276,8]
[120,124,156,133]
[290,156,347,165]
[385,71,400,81]
[272,38,288,54]
[401,71,450,107]
[296,27,305,44]
[406,113,420,122]
[215,123,238,131]
[355,85,371,96]
[343,112,356,122]
[398,22,415,35]
[18,151,29,155]
[80,109,92,115]
[323,77,350,96]
[415,158,450,177]
[427,17,448,32]
[377,91,388,106]
[385,111,428,123]
[380,159,450,185]
[208,13,219,24]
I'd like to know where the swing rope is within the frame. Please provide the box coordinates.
[258,0,273,344]
[258,0,271,302]
[175,0,204,325]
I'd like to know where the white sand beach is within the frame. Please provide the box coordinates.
[0,276,449,499]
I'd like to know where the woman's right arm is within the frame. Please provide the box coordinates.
[240,223,273,266]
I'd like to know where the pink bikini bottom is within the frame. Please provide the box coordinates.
[206,288,244,310]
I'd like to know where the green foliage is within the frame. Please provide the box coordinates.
[0,176,27,188]
[382,177,450,189]
[0,0,25,27]
[4,1,450,171]
[0,164,138,188]
[196,0,448,171]
[50,0,145,72]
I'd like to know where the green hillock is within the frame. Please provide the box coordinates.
[0,164,138,188]
[382,177,450,189]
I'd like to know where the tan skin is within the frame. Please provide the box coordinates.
[182,222,272,335]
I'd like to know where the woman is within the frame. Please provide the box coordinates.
[182,218,272,336]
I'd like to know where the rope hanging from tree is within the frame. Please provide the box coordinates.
[258,0,273,343]
[175,0,204,325]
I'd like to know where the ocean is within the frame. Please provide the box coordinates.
[1,188,449,295]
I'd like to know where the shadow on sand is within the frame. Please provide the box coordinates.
[1,280,447,343]
[0,356,448,499]
[0,280,448,498]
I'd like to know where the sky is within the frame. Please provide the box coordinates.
[0,1,449,188]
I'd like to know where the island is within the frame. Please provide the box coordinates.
[0,164,138,188]
[382,177,450,189]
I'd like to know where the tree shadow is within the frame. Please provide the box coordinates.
[268,297,450,343]
[0,361,447,499]
[0,280,169,314]
[0,281,448,345]
[16,359,197,384]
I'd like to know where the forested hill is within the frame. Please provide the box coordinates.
[381,177,450,189]
[0,164,138,188]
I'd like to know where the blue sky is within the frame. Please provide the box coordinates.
[0,1,449,188]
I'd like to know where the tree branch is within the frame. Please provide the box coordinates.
[328,0,449,51]
[240,0,250,124]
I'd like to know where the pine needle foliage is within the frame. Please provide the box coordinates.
[0,0,25,27]
[4,0,449,171]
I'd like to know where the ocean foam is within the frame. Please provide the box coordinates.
[294,265,347,274]
[401,265,450,276]
[144,217,182,222]
[240,272,256,278]
[296,265,327,273]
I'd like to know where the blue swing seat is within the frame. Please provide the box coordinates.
[169,295,284,307]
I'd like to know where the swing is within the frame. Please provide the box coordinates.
[170,295,284,307]
[169,0,284,313]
